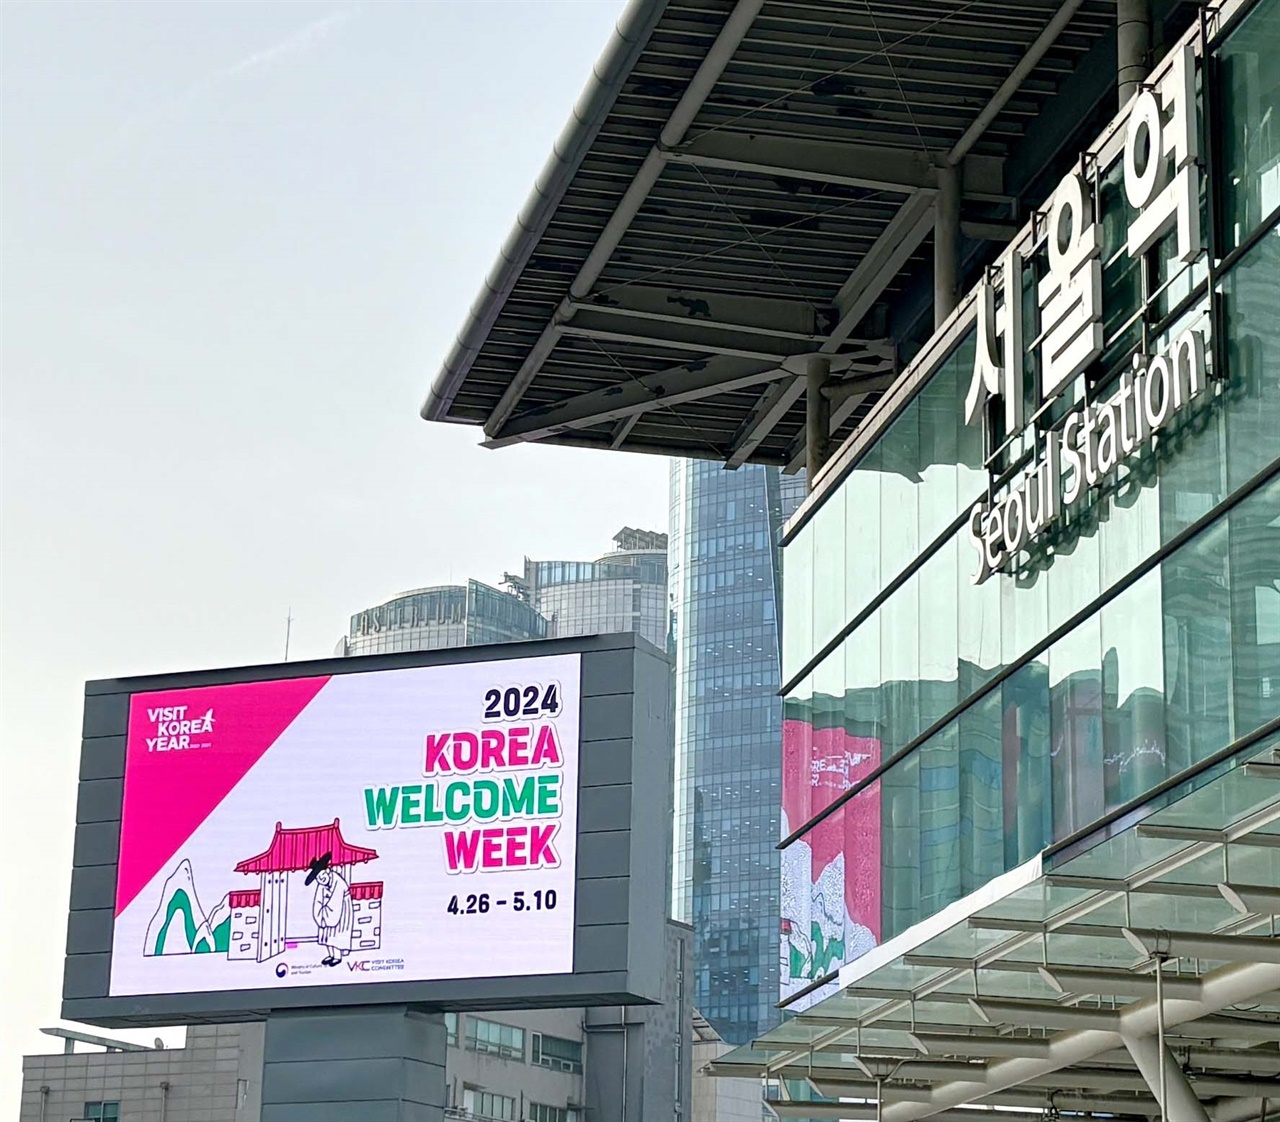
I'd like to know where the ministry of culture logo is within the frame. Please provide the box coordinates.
[144,704,216,752]
[962,45,1209,585]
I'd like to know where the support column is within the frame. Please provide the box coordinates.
[1117,0,1152,108]
[804,355,832,487]
[261,1006,446,1121]
[1122,1034,1211,1122]
[934,164,961,330]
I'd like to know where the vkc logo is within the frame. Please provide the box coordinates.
[346,960,370,972]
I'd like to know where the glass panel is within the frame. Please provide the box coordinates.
[1230,472,1280,734]
[1101,568,1167,809]
[782,523,813,684]
[1220,228,1280,491]
[1049,613,1104,839]
[880,397,921,581]
[843,440,882,636]
[812,476,846,657]
[1216,0,1280,250]
[781,777,882,999]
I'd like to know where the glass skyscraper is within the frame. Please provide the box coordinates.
[669,460,805,1045]
[519,528,669,651]
[339,580,547,656]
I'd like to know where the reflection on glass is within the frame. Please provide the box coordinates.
[1221,232,1280,492]
[1102,570,1167,809]
[1217,0,1280,250]
[1230,473,1280,733]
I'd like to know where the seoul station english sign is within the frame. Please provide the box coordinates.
[964,46,1209,585]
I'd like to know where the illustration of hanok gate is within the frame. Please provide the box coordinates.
[233,819,379,962]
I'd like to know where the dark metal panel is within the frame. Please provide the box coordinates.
[65,908,114,955]
[79,736,126,781]
[76,778,123,824]
[580,739,636,788]
[73,819,120,867]
[70,865,117,912]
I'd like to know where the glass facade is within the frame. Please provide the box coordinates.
[343,579,548,655]
[524,528,669,650]
[780,0,1280,991]
[670,459,806,1043]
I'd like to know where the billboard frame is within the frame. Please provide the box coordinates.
[63,632,671,1029]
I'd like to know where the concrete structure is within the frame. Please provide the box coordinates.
[688,1016,761,1122]
[19,1024,264,1122]
[669,460,804,1045]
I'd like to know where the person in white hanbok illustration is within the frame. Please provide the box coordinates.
[306,852,354,966]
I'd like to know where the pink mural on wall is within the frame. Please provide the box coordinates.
[780,717,881,1003]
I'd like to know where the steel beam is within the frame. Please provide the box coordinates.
[1117,0,1152,108]
[484,0,765,438]
[671,131,1005,198]
[934,164,960,329]
[483,354,786,448]
[725,379,807,468]
[1123,927,1280,965]
[910,1033,1051,1059]
[834,191,938,333]
[1123,1033,1211,1122]
[805,355,832,485]
[879,959,1280,1121]
[777,191,935,472]
[971,997,1123,1032]
[1137,824,1280,848]
[557,323,787,362]
[1040,965,1205,1001]
[946,0,1088,168]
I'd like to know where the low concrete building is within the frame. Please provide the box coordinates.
[19,1024,265,1122]
[22,927,696,1122]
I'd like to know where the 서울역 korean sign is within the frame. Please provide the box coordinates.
[963,45,1209,584]
[107,653,581,997]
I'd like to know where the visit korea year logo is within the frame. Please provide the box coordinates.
[145,703,217,752]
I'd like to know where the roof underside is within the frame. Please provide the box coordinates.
[423,0,1180,468]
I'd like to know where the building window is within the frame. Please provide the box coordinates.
[445,1011,458,1046]
[462,1088,517,1120]
[83,1104,120,1122]
[528,1105,580,1122]
[530,1032,583,1073]
[466,1017,525,1061]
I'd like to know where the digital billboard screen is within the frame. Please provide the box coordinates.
[107,652,581,997]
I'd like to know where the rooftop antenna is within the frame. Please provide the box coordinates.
[284,608,294,661]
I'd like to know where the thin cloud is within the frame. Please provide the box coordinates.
[82,6,362,165]
[222,7,361,79]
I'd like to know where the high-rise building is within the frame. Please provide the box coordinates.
[338,579,548,656]
[668,460,805,1045]
[515,527,670,651]
[333,531,688,1121]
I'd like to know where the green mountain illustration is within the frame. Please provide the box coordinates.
[144,859,218,956]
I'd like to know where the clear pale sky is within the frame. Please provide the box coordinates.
[0,1,666,1110]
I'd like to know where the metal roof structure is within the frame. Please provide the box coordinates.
[711,729,1280,1121]
[421,0,1193,469]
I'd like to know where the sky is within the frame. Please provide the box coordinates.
[0,0,665,1110]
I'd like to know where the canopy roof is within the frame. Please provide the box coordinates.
[713,731,1280,1120]
[422,0,1180,467]
[234,819,378,875]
